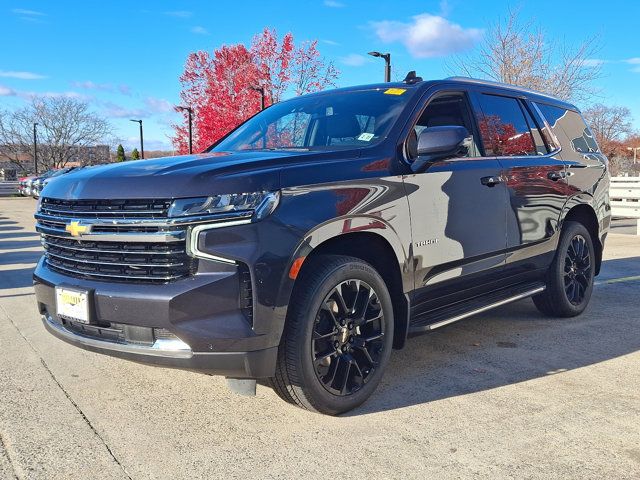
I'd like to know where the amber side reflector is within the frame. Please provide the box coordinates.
[289,256,306,280]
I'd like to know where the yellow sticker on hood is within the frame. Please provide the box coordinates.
[384,88,406,95]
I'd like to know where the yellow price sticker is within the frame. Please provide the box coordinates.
[384,88,406,95]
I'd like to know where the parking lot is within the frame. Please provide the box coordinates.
[1,196,639,479]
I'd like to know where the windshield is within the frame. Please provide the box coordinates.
[211,88,414,152]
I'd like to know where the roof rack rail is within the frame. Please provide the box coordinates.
[444,76,565,102]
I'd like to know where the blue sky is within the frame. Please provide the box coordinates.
[1,0,639,151]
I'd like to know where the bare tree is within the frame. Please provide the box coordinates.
[582,104,633,158]
[449,10,602,103]
[0,96,113,172]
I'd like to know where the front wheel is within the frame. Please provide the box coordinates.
[533,221,595,317]
[270,255,394,415]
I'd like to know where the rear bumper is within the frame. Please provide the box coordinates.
[34,258,278,378]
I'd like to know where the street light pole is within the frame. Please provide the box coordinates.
[368,51,391,82]
[250,86,266,110]
[130,119,144,159]
[627,146,640,164]
[177,106,193,154]
[33,122,38,174]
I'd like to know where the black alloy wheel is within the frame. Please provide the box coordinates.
[312,280,386,396]
[563,234,592,306]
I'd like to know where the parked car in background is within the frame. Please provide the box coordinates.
[18,175,37,196]
[31,167,79,198]
[33,76,610,415]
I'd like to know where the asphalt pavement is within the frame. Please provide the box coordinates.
[1,197,639,479]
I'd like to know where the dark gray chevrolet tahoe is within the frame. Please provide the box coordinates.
[34,76,610,415]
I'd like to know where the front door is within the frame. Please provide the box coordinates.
[402,89,508,317]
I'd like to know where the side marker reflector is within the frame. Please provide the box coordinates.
[289,257,306,280]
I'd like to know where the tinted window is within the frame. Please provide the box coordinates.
[407,93,480,160]
[213,89,414,152]
[476,94,537,156]
[535,103,600,153]
[520,104,548,155]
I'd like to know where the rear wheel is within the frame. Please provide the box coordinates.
[533,221,595,317]
[270,255,394,415]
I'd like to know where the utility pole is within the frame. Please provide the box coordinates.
[33,123,38,174]
[177,106,193,154]
[130,119,144,159]
[627,146,640,164]
[368,51,391,82]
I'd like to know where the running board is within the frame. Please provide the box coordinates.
[408,282,546,334]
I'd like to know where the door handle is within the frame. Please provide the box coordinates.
[480,176,502,187]
[547,171,566,181]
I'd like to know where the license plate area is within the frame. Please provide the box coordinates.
[55,286,91,324]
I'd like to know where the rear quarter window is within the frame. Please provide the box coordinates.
[535,103,600,154]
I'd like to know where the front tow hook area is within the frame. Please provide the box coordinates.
[226,378,257,396]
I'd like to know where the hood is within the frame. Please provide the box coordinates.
[41,150,355,200]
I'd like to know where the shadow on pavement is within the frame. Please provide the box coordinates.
[0,240,42,250]
[0,220,18,226]
[0,250,42,265]
[0,267,37,290]
[0,231,38,241]
[348,257,640,416]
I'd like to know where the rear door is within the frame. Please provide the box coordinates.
[472,91,570,276]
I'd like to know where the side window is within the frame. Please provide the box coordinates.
[520,102,548,155]
[406,92,480,161]
[476,94,537,157]
[535,103,600,154]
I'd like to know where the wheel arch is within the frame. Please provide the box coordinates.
[276,220,411,350]
[562,203,602,275]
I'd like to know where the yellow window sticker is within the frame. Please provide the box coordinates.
[384,88,406,95]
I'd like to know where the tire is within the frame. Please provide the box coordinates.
[270,254,394,415]
[533,221,595,317]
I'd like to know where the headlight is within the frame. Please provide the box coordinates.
[168,191,280,220]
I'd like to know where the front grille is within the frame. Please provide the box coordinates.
[37,197,195,283]
[44,237,196,283]
[40,197,172,218]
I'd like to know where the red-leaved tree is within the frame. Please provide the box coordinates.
[172,28,339,153]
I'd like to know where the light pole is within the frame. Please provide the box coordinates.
[250,86,266,110]
[627,146,640,164]
[177,106,193,154]
[368,51,391,82]
[129,119,144,159]
[33,122,38,174]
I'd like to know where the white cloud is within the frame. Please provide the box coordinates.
[0,70,46,80]
[582,59,607,67]
[371,14,483,58]
[625,57,640,65]
[102,102,145,119]
[118,84,132,95]
[164,10,192,18]
[339,54,369,67]
[11,8,45,16]
[71,80,114,91]
[0,85,17,96]
[144,97,174,113]
[324,0,345,7]
[322,39,340,46]
[191,26,209,35]
[631,66,640,74]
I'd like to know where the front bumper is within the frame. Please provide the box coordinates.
[34,259,278,378]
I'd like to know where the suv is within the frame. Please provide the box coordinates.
[34,76,610,415]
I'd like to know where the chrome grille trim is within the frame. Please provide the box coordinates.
[44,261,187,281]
[44,251,187,268]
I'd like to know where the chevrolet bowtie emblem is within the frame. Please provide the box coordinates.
[65,221,90,237]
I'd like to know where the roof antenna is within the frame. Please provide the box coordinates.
[403,71,423,84]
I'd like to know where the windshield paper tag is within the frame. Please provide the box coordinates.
[358,133,375,141]
[384,88,406,95]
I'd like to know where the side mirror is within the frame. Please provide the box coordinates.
[411,126,470,173]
